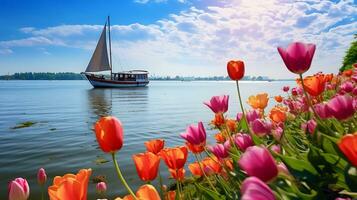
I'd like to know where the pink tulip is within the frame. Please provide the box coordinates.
[282,86,290,92]
[8,178,30,200]
[270,145,281,154]
[204,95,229,114]
[37,168,47,185]
[251,119,272,137]
[246,109,260,124]
[241,177,275,200]
[326,95,355,120]
[291,87,303,96]
[209,144,229,159]
[306,119,317,134]
[352,88,357,96]
[277,163,290,176]
[352,74,357,82]
[314,103,332,119]
[180,122,206,145]
[96,182,107,193]
[238,146,278,182]
[272,127,283,141]
[340,81,354,93]
[234,133,254,152]
[236,112,243,121]
[277,42,316,74]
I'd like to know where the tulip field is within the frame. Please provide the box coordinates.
[7,42,357,200]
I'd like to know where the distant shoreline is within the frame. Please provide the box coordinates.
[0,72,294,81]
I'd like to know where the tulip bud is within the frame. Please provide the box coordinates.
[37,168,47,185]
[96,182,107,194]
[8,178,30,200]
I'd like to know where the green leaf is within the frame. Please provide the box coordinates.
[194,183,225,200]
[345,166,357,192]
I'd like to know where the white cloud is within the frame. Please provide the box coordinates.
[1,0,356,78]
[0,48,13,55]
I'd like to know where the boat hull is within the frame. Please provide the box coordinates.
[85,75,149,88]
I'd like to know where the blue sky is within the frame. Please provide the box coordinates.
[0,0,356,78]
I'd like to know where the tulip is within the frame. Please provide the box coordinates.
[214,132,226,143]
[115,184,161,200]
[302,119,317,134]
[246,109,261,124]
[211,113,225,127]
[94,116,123,153]
[352,87,357,96]
[340,81,354,93]
[313,103,331,119]
[238,146,278,182]
[291,87,303,96]
[241,177,275,200]
[270,145,281,154]
[8,178,30,200]
[48,169,92,200]
[272,127,283,141]
[133,152,160,182]
[96,182,107,194]
[209,144,229,159]
[299,75,326,96]
[145,139,165,155]
[204,95,229,114]
[180,122,206,145]
[185,141,205,154]
[188,162,204,177]
[326,95,355,120]
[168,168,185,181]
[236,112,243,121]
[234,133,254,152]
[338,133,357,167]
[37,168,47,185]
[247,93,269,110]
[159,146,188,170]
[274,95,283,103]
[269,106,287,123]
[202,156,222,175]
[165,191,176,200]
[343,69,353,77]
[277,42,316,74]
[277,163,290,176]
[282,86,290,92]
[226,119,237,133]
[251,119,272,137]
[227,60,245,80]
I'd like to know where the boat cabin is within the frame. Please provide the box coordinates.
[112,70,149,82]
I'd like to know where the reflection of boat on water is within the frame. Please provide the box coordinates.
[87,89,112,117]
[81,16,149,88]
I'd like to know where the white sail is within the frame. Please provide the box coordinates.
[85,23,111,72]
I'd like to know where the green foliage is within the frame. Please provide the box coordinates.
[340,34,357,72]
[0,72,84,80]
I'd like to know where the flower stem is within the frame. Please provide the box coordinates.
[194,154,218,193]
[41,185,44,200]
[235,80,251,134]
[111,153,138,200]
[158,169,164,199]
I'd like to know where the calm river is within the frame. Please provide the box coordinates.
[0,80,294,199]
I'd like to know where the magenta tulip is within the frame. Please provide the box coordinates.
[246,109,260,124]
[209,144,229,159]
[272,127,283,141]
[8,178,30,200]
[234,133,254,152]
[352,88,357,96]
[236,112,243,121]
[313,103,332,119]
[96,182,107,194]
[306,119,317,134]
[180,122,206,145]
[270,145,281,154]
[326,95,355,120]
[277,42,316,74]
[238,146,278,182]
[251,119,272,137]
[340,81,354,93]
[37,168,47,185]
[282,86,290,92]
[204,95,229,114]
[277,163,290,176]
[241,177,275,200]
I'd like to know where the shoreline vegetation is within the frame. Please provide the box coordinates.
[0,72,293,81]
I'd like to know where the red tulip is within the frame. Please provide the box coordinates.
[159,146,188,170]
[132,152,161,182]
[277,42,316,74]
[338,133,357,167]
[94,116,124,153]
[37,168,47,185]
[227,60,245,80]
[144,139,165,155]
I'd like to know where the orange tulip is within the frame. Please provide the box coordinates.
[165,191,176,200]
[247,93,269,110]
[188,162,203,177]
[269,106,287,123]
[224,159,234,171]
[186,141,205,154]
[343,69,353,77]
[323,73,334,82]
[159,146,188,170]
[133,152,160,182]
[274,95,283,103]
[338,133,357,167]
[227,60,245,80]
[48,169,92,200]
[298,75,326,96]
[225,119,237,133]
[145,139,165,155]
[211,113,225,127]
[115,184,161,200]
[168,168,185,181]
[202,157,222,175]
[94,116,123,153]
[214,132,226,143]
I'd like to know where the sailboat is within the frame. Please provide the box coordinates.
[81,16,149,88]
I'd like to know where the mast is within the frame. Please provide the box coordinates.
[108,16,113,80]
